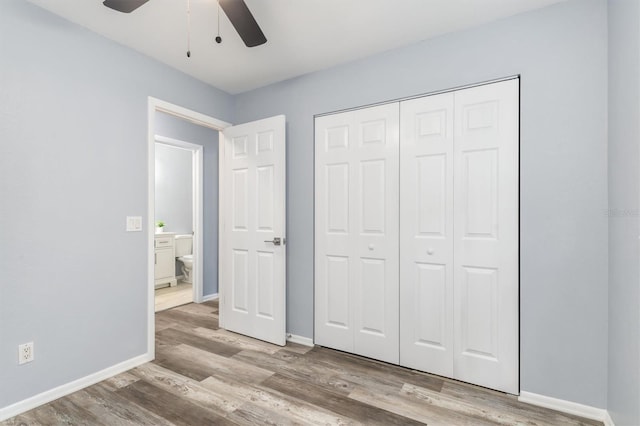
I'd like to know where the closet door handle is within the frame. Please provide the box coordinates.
[427,248,434,255]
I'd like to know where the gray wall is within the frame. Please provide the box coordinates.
[234,0,609,408]
[155,144,193,235]
[607,1,640,424]
[0,0,232,409]
[154,112,220,297]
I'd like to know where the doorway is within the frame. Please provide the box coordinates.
[147,97,231,357]
[154,137,200,312]
[147,98,288,357]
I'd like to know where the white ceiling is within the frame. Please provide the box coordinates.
[27,0,566,94]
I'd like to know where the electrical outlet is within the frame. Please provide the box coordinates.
[18,342,34,365]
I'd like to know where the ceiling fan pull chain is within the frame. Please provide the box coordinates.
[215,1,222,44]
[186,0,191,57]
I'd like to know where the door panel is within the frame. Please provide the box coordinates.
[326,256,350,328]
[453,79,519,394]
[315,112,355,352]
[415,263,447,348]
[400,92,455,377]
[462,149,499,238]
[256,251,275,318]
[232,169,249,230]
[352,105,399,363]
[326,164,350,233]
[360,159,386,233]
[359,257,386,335]
[221,115,286,346]
[256,166,275,231]
[232,249,249,312]
[315,103,399,363]
[417,154,447,236]
[460,266,499,359]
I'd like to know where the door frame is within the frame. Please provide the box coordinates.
[147,97,231,358]
[154,135,203,305]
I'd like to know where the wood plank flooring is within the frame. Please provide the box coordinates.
[2,301,602,425]
[155,281,193,312]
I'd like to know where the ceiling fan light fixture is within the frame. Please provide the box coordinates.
[218,0,267,47]
[103,0,150,14]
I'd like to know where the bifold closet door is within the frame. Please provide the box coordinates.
[314,103,400,364]
[400,79,519,394]
[316,79,519,394]
[399,92,455,378]
[452,80,519,394]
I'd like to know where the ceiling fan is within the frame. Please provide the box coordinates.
[102,0,267,48]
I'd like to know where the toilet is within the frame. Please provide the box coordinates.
[175,234,193,283]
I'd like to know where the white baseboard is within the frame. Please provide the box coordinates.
[519,391,613,425]
[286,333,314,347]
[603,411,615,426]
[202,293,219,302]
[0,352,152,422]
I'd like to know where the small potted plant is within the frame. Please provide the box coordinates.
[155,220,166,234]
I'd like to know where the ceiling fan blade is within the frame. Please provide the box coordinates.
[103,0,150,13]
[218,0,267,47]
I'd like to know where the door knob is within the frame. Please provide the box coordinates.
[368,244,374,250]
[264,237,283,246]
[427,248,434,255]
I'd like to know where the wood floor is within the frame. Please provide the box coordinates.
[3,301,601,426]
[155,281,193,312]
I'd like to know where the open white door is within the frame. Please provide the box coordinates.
[220,115,286,346]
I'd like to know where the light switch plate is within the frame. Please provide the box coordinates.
[126,216,142,232]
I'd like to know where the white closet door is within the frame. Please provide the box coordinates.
[453,79,519,394]
[315,103,400,364]
[315,111,354,353]
[399,92,455,377]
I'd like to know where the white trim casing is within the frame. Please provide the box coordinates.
[202,293,219,302]
[154,134,204,304]
[518,391,614,425]
[0,354,151,422]
[217,129,226,329]
[147,99,157,359]
[193,141,204,303]
[287,334,314,347]
[151,97,231,130]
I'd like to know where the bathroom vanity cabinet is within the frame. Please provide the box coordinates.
[154,233,177,289]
